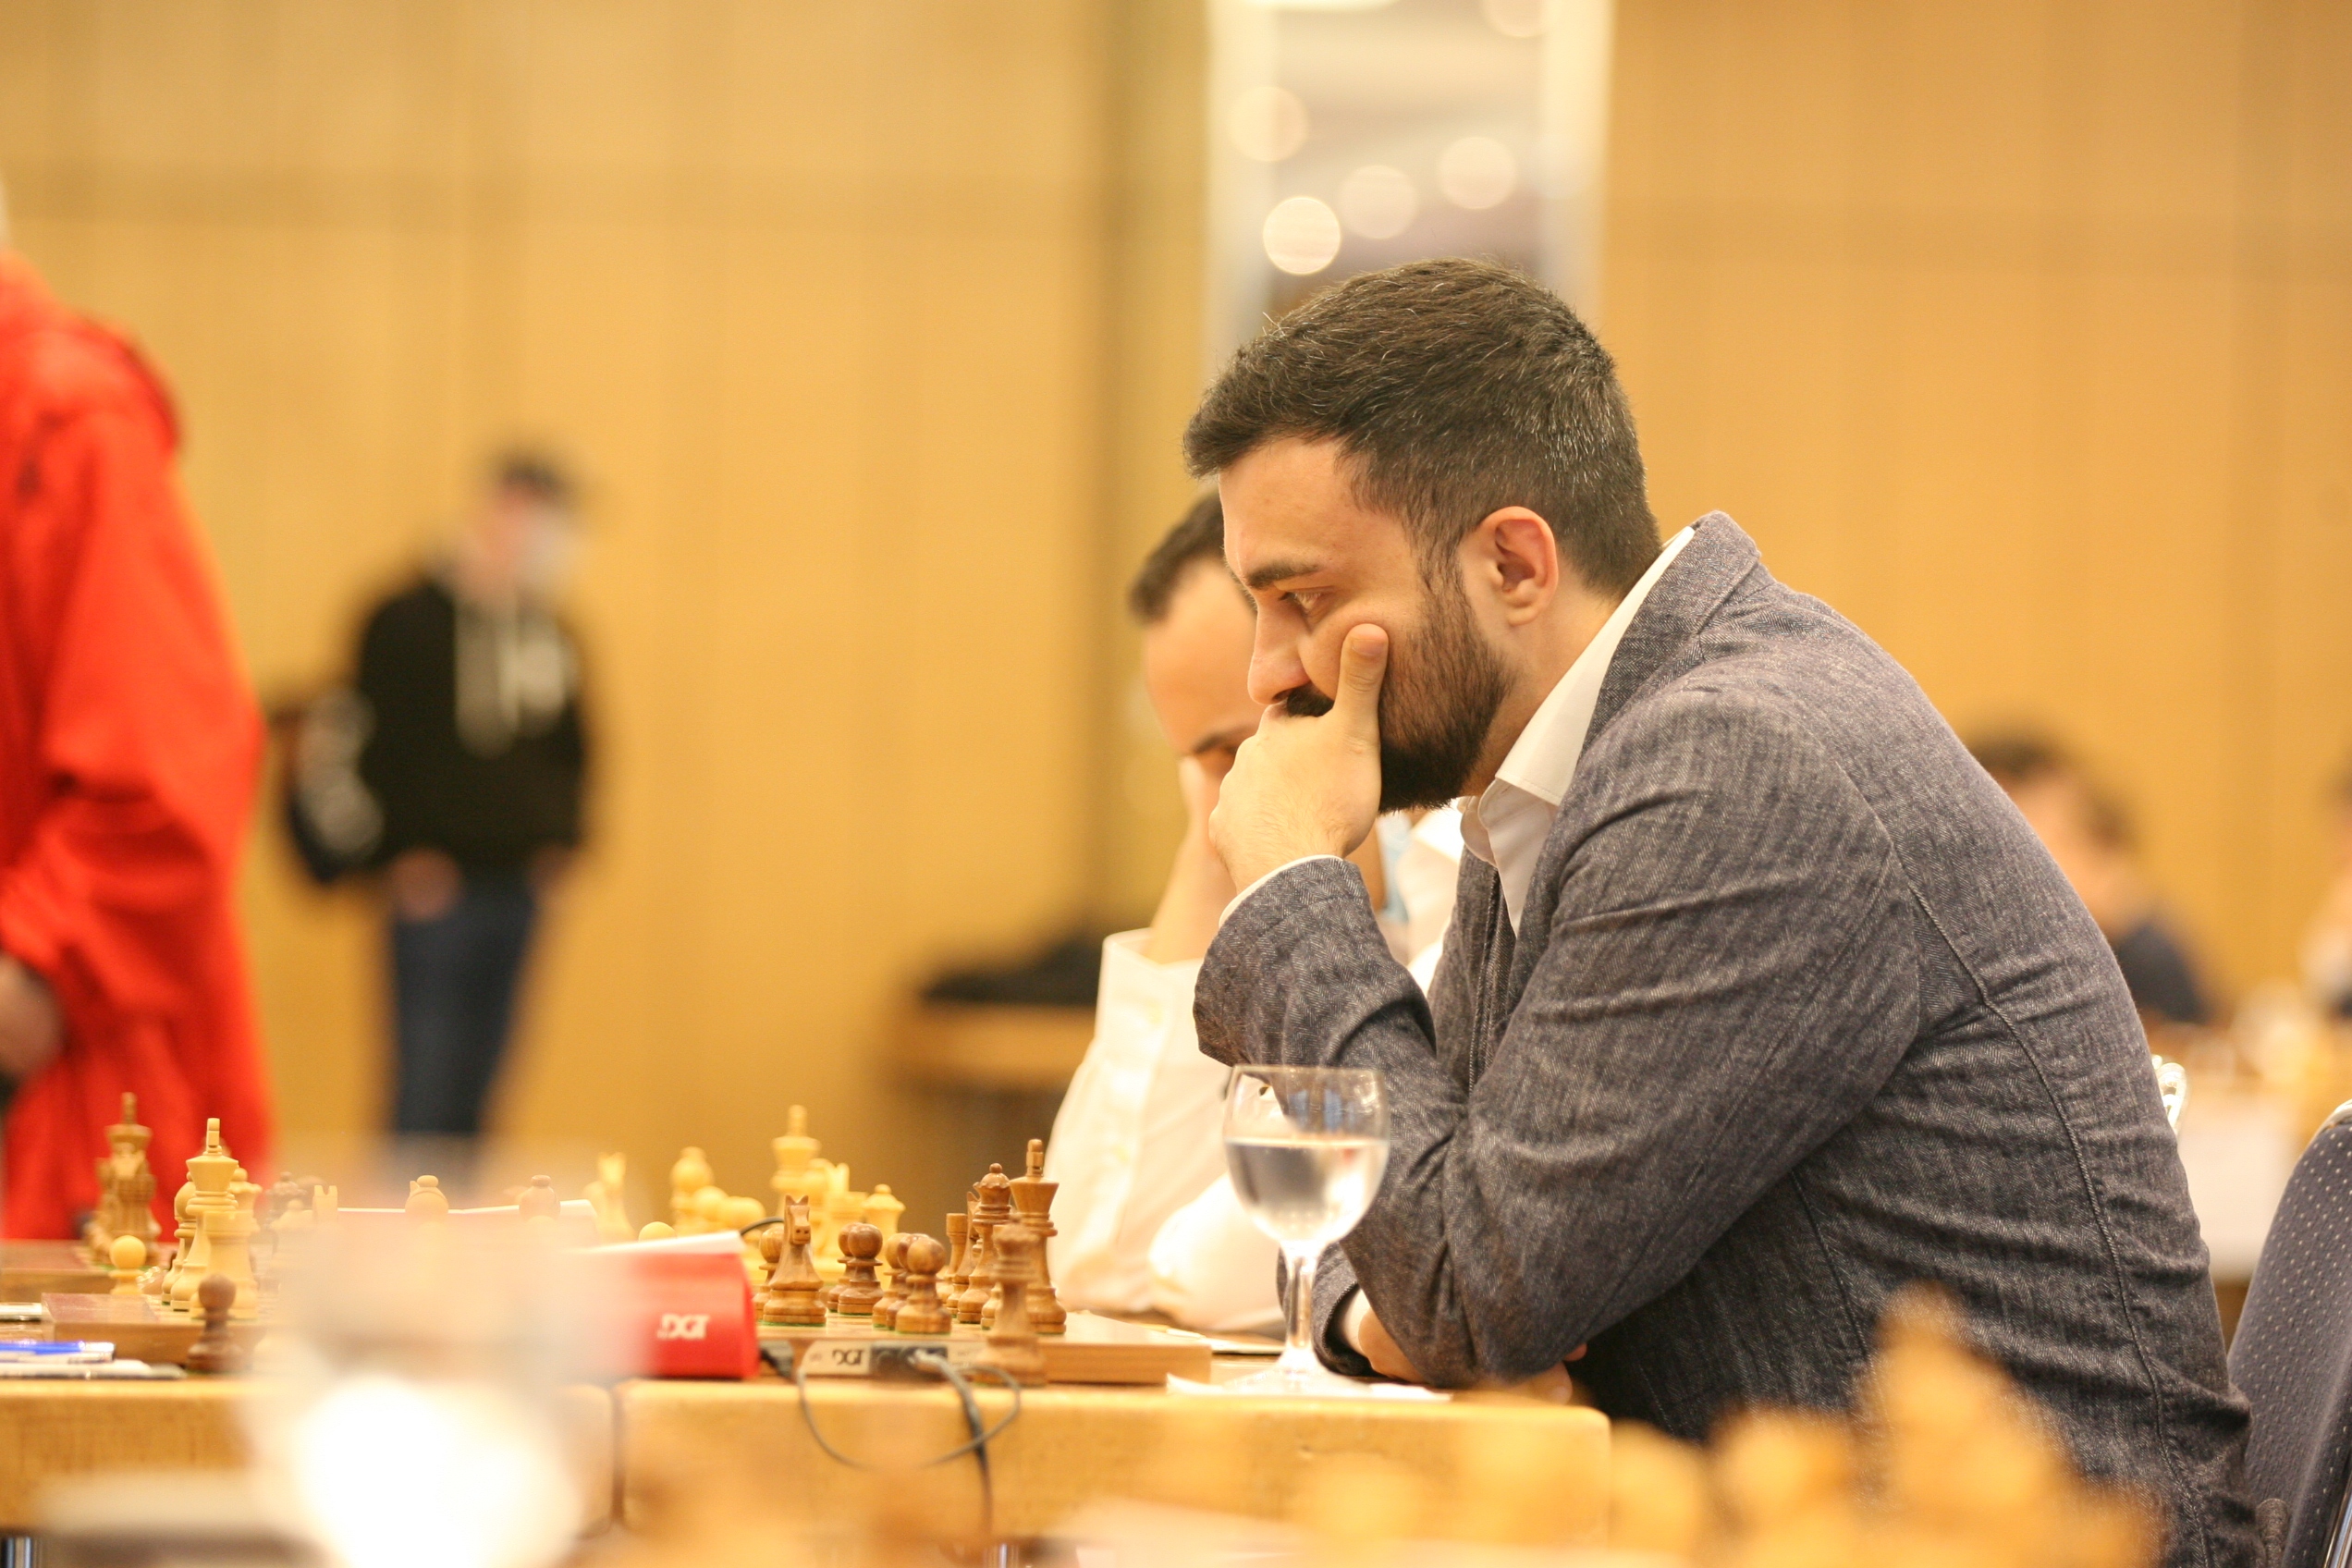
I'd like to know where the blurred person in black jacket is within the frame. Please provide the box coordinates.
[288,452,590,1139]
[1969,733,2212,1028]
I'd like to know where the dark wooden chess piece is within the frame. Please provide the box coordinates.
[185,1273,249,1375]
[892,1234,951,1335]
[1009,1137,1066,1333]
[959,1165,1012,1325]
[762,1197,825,1328]
[945,1211,971,1305]
[978,1223,1047,1385]
[834,1222,884,1317]
[872,1232,913,1329]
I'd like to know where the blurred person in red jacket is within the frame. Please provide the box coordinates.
[0,213,274,1237]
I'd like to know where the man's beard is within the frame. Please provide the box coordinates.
[1282,575,1511,812]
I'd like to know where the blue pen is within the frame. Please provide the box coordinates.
[0,1341,115,1361]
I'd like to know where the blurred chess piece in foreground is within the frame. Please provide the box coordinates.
[406,1174,450,1223]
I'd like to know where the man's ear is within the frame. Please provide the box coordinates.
[1464,508,1561,627]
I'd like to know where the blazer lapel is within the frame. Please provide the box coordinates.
[1585,513,1763,753]
[1504,514,1766,975]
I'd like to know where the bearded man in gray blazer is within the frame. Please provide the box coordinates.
[1187,258,2251,1566]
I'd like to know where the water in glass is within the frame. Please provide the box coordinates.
[1220,1064,1390,1395]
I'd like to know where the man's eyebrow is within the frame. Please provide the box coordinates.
[1242,557,1322,592]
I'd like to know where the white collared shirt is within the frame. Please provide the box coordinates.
[1459,525,1692,931]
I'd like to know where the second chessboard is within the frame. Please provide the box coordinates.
[761,1310,1213,1386]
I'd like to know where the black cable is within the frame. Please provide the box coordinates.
[761,1341,1023,1542]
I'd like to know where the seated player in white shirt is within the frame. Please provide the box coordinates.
[1045,495,1457,1330]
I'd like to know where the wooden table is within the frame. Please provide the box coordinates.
[0,1364,1609,1549]
[0,1380,615,1534]
[616,1375,1611,1544]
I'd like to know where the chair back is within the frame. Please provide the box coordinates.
[2230,1103,2352,1568]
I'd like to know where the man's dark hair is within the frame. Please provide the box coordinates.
[1969,731,2136,851]
[492,448,575,509]
[1127,490,1227,624]
[1182,259,1660,594]
[1968,732,2066,790]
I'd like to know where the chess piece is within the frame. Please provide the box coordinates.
[407,1175,450,1222]
[862,1184,904,1243]
[312,1184,338,1224]
[1009,1138,1065,1333]
[762,1198,825,1328]
[266,1184,323,1296]
[834,1222,885,1317]
[692,1184,732,1239]
[89,1093,159,1262]
[945,1212,971,1305]
[960,1165,1012,1325]
[161,1175,198,1302]
[108,1234,147,1295]
[893,1234,951,1335]
[170,1121,238,1315]
[185,1274,249,1375]
[977,1223,1047,1385]
[638,1221,677,1242]
[758,1228,788,1314]
[873,1233,913,1329]
[719,1194,769,1277]
[201,1169,262,1317]
[770,1105,821,1216]
[669,1147,713,1230]
[517,1175,561,1222]
[817,1164,864,1273]
[584,1152,632,1243]
[261,1172,308,1231]
[1607,1423,1711,1557]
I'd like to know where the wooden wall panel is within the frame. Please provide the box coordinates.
[0,0,1133,1223]
[1606,0,2352,998]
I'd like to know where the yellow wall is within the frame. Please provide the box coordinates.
[10,0,2342,1226]
[1605,0,2352,999]
[0,0,1194,1223]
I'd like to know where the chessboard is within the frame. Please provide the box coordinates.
[37,1292,268,1366]
[1,1242,109,1303]
[759,1310,1212,1386]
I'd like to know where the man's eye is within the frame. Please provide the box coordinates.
[1283,591,1324,620]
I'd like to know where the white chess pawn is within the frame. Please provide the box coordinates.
[107,1234,146,1295]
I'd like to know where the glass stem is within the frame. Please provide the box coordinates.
[1280,1244,1319,1382]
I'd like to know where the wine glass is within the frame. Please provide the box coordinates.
[1220,1064,1390,1394]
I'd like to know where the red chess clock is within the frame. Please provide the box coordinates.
[572,1237,759,1380]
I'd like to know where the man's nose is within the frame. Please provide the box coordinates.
[1249,631,1305,708]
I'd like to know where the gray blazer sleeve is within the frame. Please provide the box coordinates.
[1194,691,1921,1386]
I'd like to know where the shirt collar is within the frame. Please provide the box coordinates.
[1460,526,1694,929]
